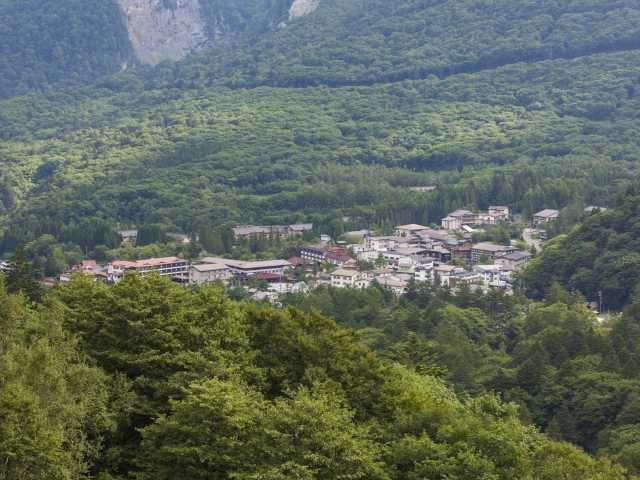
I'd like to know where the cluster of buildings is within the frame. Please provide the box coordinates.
[321,220,533,295]
[57,205,570,302]
[232,224,313,240]
[441,206,511,231]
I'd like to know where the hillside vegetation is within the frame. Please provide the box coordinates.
[164,0,640,88]
[0,274,631,479]
[0,0,132,98]
[523,185,640,310]
[1,1,640,255]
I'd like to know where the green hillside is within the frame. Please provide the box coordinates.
[0,0,292,99]
[523,185,640,309]
[1,0,640,256]
[160,0,640,88]
[0,0,132,98]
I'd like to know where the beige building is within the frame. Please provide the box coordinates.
[331,268,365,288]
[189,263,232,285]
[470,242,517,264]
[533,209,560,225]
[394,224,429,238]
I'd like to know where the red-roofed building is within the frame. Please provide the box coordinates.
[325,251,354,266]
[254,272,283,282]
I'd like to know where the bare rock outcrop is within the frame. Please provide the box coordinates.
[289,0,320,19]
[116,0,208,65]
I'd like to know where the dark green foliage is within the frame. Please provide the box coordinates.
[4,246,43,301]
[285,280,640,475]
[3,2,640,252]
[166,0,640,89]
[522,185,640,309]
[0,0,132,98]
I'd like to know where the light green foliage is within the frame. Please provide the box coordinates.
[284,280,640,475]
[0,281,115,479]
[139,380,386,480]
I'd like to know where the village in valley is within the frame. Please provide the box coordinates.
[37,205,576,304]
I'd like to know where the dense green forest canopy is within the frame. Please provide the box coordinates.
[283,278,640,476]
[2,50,640,256]
[0,0,132,98]
[0,274,634,479]
[523,185,640,310]
[169,0,640,89]
[4,1,640,477]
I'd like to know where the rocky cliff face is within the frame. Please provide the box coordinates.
[116,0,321,65]
[289,0,320,19]
[116,0,208,65]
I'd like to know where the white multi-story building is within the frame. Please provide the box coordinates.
[201,257,292,279]
[110,257,189,282]
[394,224,429,238]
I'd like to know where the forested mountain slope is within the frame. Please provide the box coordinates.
[0,0,132,98]
[2,50,640,253]
[2,0,640,260]
[523,185,640,310]
[0,0,293,98]
[158,0,640,89]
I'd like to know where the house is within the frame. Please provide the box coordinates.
[325,252,354,266]
[413,265,435,283]
[288,224,314,236]
[331,268,362,288]
[533,209,560,225]
[376,276,409,296]
[470,243,517,264]
[288,256,306,268]
[415,229,458,247]
[427,245,452,263]
[394,224,429,238]
[496,251,532,270]
[450,243,473,263]
[488,206,510,222]
[110,257,189,281]
[441,210,477,230]
[366,235,402,252]
[72,259,101,275]
[382,247,432,269]
[233,223,313,240]
[251,290,280,304]
[448,271,484,291]
[433,264,465,287]
[201,257,292,279]
[189,263,232,285]
[300,244,327,263]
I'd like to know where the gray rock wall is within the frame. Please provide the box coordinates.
[116,0,208,65]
